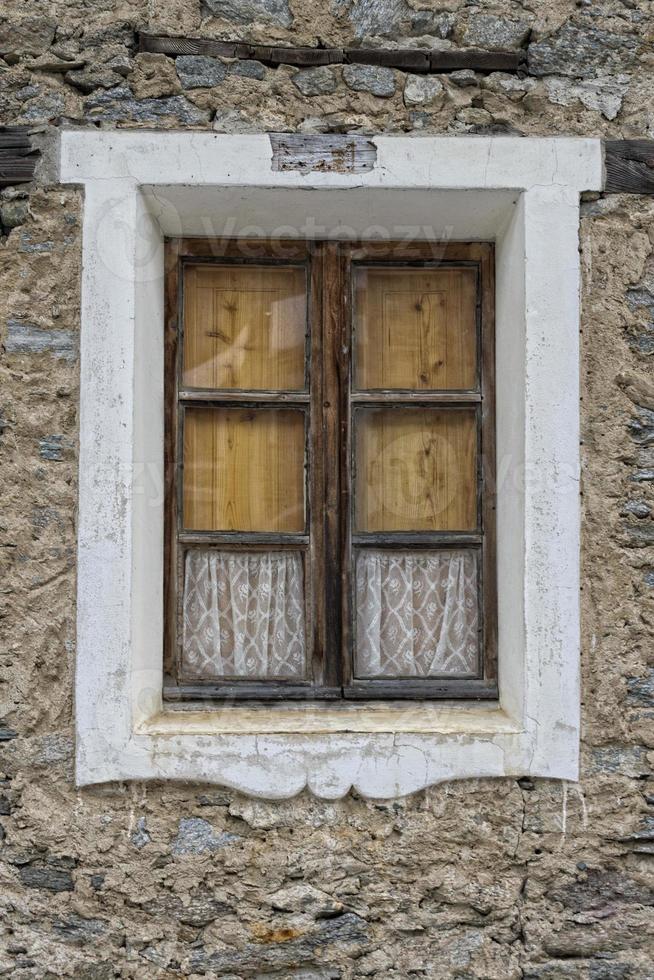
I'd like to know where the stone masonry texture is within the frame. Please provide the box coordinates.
[1,0,654,977]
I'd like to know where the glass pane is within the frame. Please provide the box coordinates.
[354,266,477,390]
[355,409,477,531]
[183,264,306,390]
[354,549,479,678]
[183,407,305,532]
[181,549,306,680]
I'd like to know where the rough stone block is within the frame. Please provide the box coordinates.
[293,67,338,97]
[4,321,77,360]
[343,63,396,97]
[203,0,292,28]
[528,24,638,79]
[176,55,227,89]
[462,14,531,50]
[403,74,444,106]
[171,817,241,855]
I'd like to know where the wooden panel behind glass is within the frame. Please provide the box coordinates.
[183,264,306,390]
[355,409,477,531]
[354,267,477,390]
[183,407,305,531]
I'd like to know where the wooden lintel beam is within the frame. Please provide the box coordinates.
[604,140,654,195]
[139,33,525,74]
[0,126,39,187]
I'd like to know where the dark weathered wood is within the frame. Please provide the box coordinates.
[163,240,181,680]
[430,48,524,71]
[270,134,377,175]
[343,680,498,700]
[604,140,654,195]
[352,532,483,547]
[164,682,342,700]
[251,45,344,67]
[478,243,498,682]
[0,126,39,187]
[350,391,482,404]
[140,33,243,58]
[344,47,430,72]
[178,389,310,404]
[139,32,525,75]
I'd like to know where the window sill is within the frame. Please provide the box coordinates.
[138,700,516,737]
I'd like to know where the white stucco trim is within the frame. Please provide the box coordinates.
[60,132,603,799]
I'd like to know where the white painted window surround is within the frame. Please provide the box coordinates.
[60,132,603,799]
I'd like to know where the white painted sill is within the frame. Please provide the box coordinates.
[61,133,603,799]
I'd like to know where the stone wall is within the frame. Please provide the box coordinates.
[1,1,653,976]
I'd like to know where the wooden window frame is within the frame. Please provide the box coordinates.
[163,238,497,702]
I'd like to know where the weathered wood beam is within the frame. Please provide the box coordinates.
[604,140,654,195]
[139,33,525,73]
[0,126,39,187]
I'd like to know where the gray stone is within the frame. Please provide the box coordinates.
[171,817,241,855]
[176,55,227,89]
[39,435,70,461]
[65,66,123,92]
[621,499,651,519]
[410,11,454,39]
[0,200,29,231]
[544,74,630,121]
[482,71,537,98]
[19,865,74,892]
[337,0,452,40]
[19,91,65,122]
[626,282,654,354]
[51,914,106,946]
[588,744,650,777]
[0,721,17,741]
[548,869,654,911]
[230,59,266,80]
[336,0,409,39]
[293,67,338,97]
[84,87,210,124]
[343,64,395,98]
[626,670,654,706]
[4,321,77,361]
[528,24,638,79]
[645,569,654,588]
[203,0,292,28]
[449,69,478,87]
[191,912,369,972]
[17,234,54,253]
[403,74,443,106]
[463,14,530,50]
[130,816,151,849]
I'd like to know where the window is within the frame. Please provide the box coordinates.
[64,130,597,791]
[164,239,496,701]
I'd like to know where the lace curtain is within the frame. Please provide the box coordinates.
[355,550,479,678]
[181,550,306,680]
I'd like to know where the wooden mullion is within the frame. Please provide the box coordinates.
[321,242,347,689]
[350,391,481,404]
[179,533,309,546]
[164,682,343,701]
[308,241,327,689]
[352,533,482,548]
[164,240,181,683]
[179,389,310,404]
[479,244,498,681]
